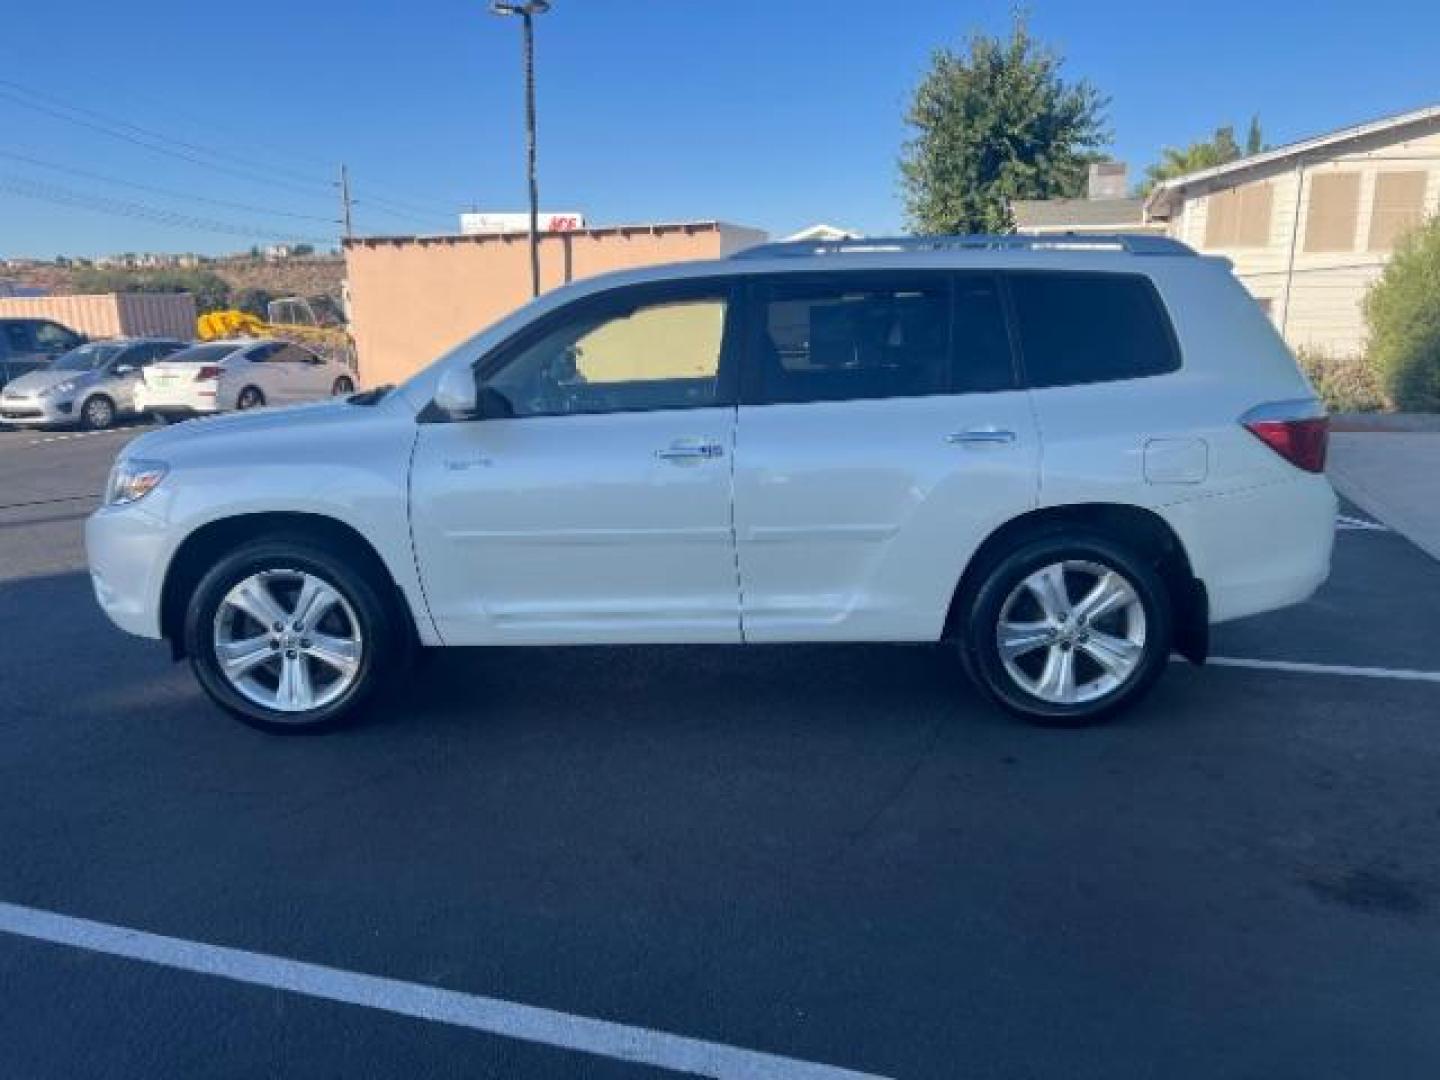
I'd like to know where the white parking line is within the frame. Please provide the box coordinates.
[1336,514,1389,532]
[1203,655,1440,684]
[23,428,142,446]
[0,901,889,1080]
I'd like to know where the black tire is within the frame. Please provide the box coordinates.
[959,533,1172,727]
[80,394,116,430]
[183,536,406,733]
[332,376,355,396]
[236,386,265,410]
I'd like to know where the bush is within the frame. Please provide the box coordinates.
[1363,215,1440,411]
[1295,346,1386,413]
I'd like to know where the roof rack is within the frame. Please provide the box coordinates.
[731,233,1195,260]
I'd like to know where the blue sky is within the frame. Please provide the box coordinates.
[0,0,1436,257]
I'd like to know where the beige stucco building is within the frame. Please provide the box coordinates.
[1144,104,1440,357]
[343,220,766,387]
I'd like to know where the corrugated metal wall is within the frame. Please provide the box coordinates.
[0,293,197,340]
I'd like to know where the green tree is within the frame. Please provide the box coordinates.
[1140,125,1243,195]
[1246,115,1265,155]
[899,15,1109,234]
[232,287,276,318]
[1364,215,1440,411]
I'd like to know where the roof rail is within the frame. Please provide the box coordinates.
[731,233,1195,260]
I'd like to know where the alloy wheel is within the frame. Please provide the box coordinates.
[995,560,1147,705]
[212,569,363,714]
[84,397,114,429]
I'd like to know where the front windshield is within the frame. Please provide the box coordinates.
[52,343,123,372]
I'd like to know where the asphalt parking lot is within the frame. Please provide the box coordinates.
[2,420,1438,1080]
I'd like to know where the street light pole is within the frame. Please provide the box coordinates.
[491,0,550,298]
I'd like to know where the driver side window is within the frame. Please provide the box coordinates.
[486,289,730,418]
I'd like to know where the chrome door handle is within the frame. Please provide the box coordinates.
[655,441,724,461]
[947,428,1016,446]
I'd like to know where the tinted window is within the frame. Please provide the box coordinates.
[1008,273,1179,388]
[116,343,177,368]
[165,343,245,365]
[245,343,286,363]
[487,289,729,418]
[952,275,1015,393]
[55,343,123,371]
[32,321,78,351]
[268,344,313,364]
[4,324,32,353]
[754,276,950,404]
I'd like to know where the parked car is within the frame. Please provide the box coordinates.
[87,234,1336,733]
[0,317,85,392]
[134,338,356,421]
[0,338,188,429]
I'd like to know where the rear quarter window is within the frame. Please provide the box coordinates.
[1007,272,1180,388]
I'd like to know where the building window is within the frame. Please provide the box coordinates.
[1203,183,1273,248]
[1304,172,1361,253]
[1367,171,1429,251]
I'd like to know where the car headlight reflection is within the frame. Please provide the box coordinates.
[104,459,169,507]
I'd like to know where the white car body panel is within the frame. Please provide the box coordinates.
[87,245,1336,662]
[87,399,438,645]
[411,408,740,644]
[734,392,1039,641]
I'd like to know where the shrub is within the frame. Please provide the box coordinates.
[1295,346,1386,413]
[1363,215,1440,411]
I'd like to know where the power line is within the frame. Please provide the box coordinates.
[0,174,333,245]
[0,77,330,191]
[0,149,336,224]
[0,77,457,224]
[0,86,334,201]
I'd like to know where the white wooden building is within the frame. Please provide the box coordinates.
[1144,104,1440,357]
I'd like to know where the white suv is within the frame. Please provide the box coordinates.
[86,235,1336,732]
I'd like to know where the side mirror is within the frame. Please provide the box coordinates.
[433,366,479,417]
[114,364,136,376]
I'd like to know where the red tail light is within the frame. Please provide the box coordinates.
[1241,401,1329,473]
[194,365,223,382]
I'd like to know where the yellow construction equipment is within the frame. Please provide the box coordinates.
[197,297,354,368]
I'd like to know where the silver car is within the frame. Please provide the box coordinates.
[0,338,188,429]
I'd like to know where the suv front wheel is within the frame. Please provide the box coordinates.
[961,534,1172,726]
[183,537,404,732]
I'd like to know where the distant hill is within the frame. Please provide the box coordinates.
[5,256,345,314]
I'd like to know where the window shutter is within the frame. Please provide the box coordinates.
[1367,172,1429,251]
[1304,173,1361,253]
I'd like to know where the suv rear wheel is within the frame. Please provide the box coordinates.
[183,537,405,732]
[961,534,1172,726]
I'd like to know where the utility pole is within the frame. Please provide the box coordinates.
[491,1,550,298]
[338,163,354,241]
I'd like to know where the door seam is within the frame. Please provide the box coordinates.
[728,404,747,643]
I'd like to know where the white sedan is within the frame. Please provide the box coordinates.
[136,338,355,420]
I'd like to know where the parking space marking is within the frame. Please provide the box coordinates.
[1336,514,1389,532]
[0,901,890,1080]
[23,428,147,447]
[1202,655,1440,684]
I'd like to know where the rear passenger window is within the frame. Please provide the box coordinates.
[1008,273,1179,388]
[952,275,1015,393]
[754,277,950,404]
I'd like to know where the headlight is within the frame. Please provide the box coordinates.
[105,459,168,507]
[42,380,78,398]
